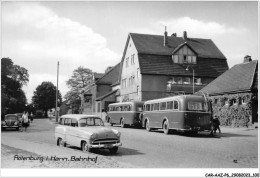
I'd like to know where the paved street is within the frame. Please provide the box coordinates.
[1,118,258,168]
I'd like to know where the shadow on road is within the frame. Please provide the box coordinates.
[149,129,255,139]
[66,145,143,157]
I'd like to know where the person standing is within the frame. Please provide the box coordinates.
[22,112,29,132]
[213,115,221,135]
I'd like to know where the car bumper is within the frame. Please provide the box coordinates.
[89,142,122,149]
[2,125,19,128]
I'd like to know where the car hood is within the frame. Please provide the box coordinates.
[78,126,117,138]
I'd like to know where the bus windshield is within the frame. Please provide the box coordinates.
[188,101,206,111]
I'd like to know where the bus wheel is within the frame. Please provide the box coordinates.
[120,119,126,128]
[163,121,170,135]
[145,120,151,132]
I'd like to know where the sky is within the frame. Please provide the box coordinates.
[1,1,258,103]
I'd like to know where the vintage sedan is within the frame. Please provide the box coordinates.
[1,114,20,131]
[55,114,122,154]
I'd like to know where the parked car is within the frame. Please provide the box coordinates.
[55,114,122,154]
[1,114,20,131]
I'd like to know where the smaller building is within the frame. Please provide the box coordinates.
[82,63,121,120]
[199,56,258,127]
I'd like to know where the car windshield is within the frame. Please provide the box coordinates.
[78,117,104,127]
[5,115,18,120]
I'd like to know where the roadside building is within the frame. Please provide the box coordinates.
[82,63,121,118]
[119,30,229,102]
[199,56,258,127]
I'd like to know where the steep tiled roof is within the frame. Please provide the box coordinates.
[199,60,258,95]
[96,62,121,85]
[94,72,104,80]
[130,33,226,59]
[138,54,228,77]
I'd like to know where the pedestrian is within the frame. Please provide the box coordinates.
[22,112,29,132]
[212,115,221,135]
[30,112,34,123]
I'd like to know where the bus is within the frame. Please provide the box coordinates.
[142,95,212,134]
[107,101,144,128]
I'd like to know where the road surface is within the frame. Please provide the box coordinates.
[1,118,258,168]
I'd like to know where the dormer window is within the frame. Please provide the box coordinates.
[172,44,197,64]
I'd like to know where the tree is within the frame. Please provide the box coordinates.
[1,58,29,116]
[32,81,62,117]
[65,66,94,113]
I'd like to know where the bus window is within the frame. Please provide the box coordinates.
[167,101,173,110]
[174,101,179,110]
[151,104,154,111]
[188,101,204,111]
[129,105,132,111]
[160,102,166,110]
[154,103,159,111]
[145,104,150,111]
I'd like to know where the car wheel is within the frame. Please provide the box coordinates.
[16,127,19,131]
[2,127,5,131]
[145,120,151,132]
[163,120,170,135]
[57,138,66,147]
[109,147,118,154]
[82,141,91,153]
[120,119,126,128]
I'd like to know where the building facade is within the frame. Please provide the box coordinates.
[120,31,229,102]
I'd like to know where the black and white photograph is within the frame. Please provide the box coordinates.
[1,1,259,177]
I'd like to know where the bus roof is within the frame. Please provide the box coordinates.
[108,101,144,107]
[60,114,101,120]
[144,95,205,104]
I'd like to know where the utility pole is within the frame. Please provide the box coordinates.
[56,61,59,122]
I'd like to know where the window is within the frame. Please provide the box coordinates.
[183,55,188,63]
[173,55,178,63]
[177,77,182,84]
[126,57,129,67]
[64,118,71,126]
[188,56,192,63]
[188,101,204,111]
[174,101,178,110]
[179,55,184,63]
[137,68,140,78]
[71,119,78,127]
[195,78,202,85]
[167,101,173,109]
[160,102,166,110]
[129,78,131,87]
[131,54,135,64]
[192,56,197,64]
[146,104,151,111]
[183,77,190,84]
[151,104,154,111]
[137,85,139,95]
[154,103,159,111]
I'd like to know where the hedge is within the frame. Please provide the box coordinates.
[209,93,256,127]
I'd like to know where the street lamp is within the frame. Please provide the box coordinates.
[186,66,194,94]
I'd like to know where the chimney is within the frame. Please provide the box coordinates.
[164,26,168,46]
[171,33,177,37]
[244,55,252,63]
[183,31,187,40]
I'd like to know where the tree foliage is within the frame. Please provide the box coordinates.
[32,81,62,117]
[1,58,29,116]
[65,66,94,113]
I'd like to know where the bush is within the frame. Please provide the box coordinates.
[210,93,253,127]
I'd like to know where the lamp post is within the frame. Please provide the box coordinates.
[186,66,194,94]
[56,61,59,122]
